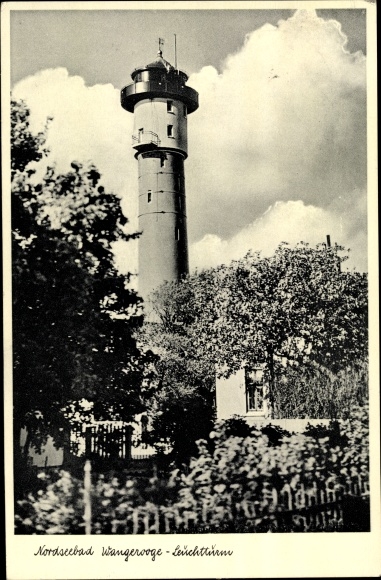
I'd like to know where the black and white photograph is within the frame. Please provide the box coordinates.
[3,1,379,579]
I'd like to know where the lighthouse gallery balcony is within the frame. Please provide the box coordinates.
[131,130,160,148]
[121,79,199,114]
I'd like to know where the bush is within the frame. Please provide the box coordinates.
[14,467,180,534]
[174,406,369,531]
[14,407,369,534]
[272,363,368,419]
[15,470,84,534]
[208,417,291,449]
[260,423,291,446]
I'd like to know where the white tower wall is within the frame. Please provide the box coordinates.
[132,98,188,155]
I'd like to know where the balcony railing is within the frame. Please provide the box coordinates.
[132,130,161,147]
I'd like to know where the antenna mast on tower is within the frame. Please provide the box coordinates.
[174,34,178,72]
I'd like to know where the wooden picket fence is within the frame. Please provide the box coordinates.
[84,424,133,460]
[82,460,369,534]
[69,422,157,463]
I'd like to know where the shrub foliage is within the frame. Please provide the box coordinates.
[15,407,369,534]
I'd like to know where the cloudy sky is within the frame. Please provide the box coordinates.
[9,5,369,277]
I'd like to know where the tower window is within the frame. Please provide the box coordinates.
[147,190,152,203]
[167,125,174,138]
[175,226,180,241]
[167,100,174,113]
[178,196,182,211]
[245,367,264,412]
[183,104,187,117]
[160,155,166,168]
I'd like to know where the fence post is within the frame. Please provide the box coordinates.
[85,426,92,458]
[84,459,92,535]
[126,425,133,460]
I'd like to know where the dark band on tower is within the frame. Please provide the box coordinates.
[121,47,199,303]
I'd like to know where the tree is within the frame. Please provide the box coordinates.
[11,99,148,459]
[137,278,216,465]
[139,242,368,449]
[184,243,367,374]
[200,242,368,413]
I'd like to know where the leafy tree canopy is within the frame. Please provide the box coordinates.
[137,282,216,464]
[139,242,368,453]
[11,99,149,454]
[149,243,367,378]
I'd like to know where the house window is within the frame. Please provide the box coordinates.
[167,100,174,113]
[245,367,264,412]
[175,226,180,241]
[147,190,152,203]
[167,124,174,138]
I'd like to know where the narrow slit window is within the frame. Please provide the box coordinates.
[167,125,173,138]
[147,190,152,203]
[183,104,187,117]
[160,155,166,168]
[167,100,174,113]
[175,226,180,241]
[178,196,182,211]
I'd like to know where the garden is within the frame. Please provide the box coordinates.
[15,407,369,534]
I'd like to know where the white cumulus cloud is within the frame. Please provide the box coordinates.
[12,67,138,231]
[190,199,367,273]
[12,10,367,277]
[186,10,366,244]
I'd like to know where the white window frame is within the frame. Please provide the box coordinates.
[245,367,265,414]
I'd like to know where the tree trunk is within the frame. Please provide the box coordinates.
[267,348,275,417]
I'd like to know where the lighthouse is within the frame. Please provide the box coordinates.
[121,46,199,305]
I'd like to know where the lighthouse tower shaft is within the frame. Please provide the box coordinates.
[121,52,198,302]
